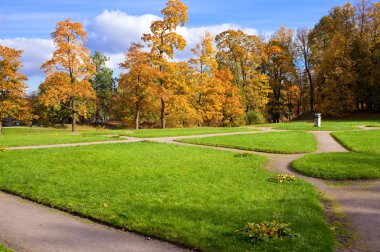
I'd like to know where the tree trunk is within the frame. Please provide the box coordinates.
[307,69,314,112]
[71,99,76,132]
[0,121,2,135]
[135,103,140,130]
[161,98,165,129]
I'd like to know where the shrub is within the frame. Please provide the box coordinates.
[234,152,252,158]
[237,221,296,243]
[268,174,297,183]
[246,111,267,125]
[0,147,8,152]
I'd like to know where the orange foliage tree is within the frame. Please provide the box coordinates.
[39,19,96,131]
[142,0,188,128]
[118,43,160,129]
[0,45,32,134]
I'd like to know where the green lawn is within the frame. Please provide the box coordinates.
[292,152,380,180]
[293,130,380,180]
[0,244,13,252]
[0,142,334,251]
[177,131,317,154]
[123,127,257,138]
[259,120,380,131]
[0,127,121,147]
[332,130,380,154]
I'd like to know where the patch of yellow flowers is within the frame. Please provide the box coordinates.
[0,147,8,152]
[269,174,297,183]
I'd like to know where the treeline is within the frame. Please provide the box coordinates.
[1,0,379,132]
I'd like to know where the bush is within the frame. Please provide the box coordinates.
[246,111,267,125]
[237,221,296,243]
[268,174,297,183]
[0,147,8,152]
[234,152,252,158]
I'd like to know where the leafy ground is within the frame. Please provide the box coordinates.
[0,142,334,251]
[292,152,380,180]
[293,130,380,180]
[123,127,257,138]
[332,130,380,154]
[177,131,317,154]
[0,127,121,147]
[258,119,380,131]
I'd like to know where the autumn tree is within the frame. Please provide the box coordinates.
[164,61,199,127]
[265,26,297,122]
[0,46,32,134]
[189,32,224,126]
[119,43,160,129]
[39,19,96,132]
[295,28,315,112]
[309,3,357,116]
[189,32,244,126]
[91,51,115,123]
[215,29,270,118]
[142,0,188,129]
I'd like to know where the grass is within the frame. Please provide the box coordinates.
[0,142,334,251]
[258,119,380,131]
[292,152,380,180]
[292,130,380,180]
[123,127,257,138]
[0,244,13,252]
[332,130,380,154]
[0,126,258,147]
[177,131,317,154]
[0,127,121,147]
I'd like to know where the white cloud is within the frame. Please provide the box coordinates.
[87,10,258,61]
[0,38,54,93]
[0,38,53,77]
[104,52,125,77]
[87,10,159,54]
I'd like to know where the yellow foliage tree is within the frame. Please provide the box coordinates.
[0,46,32,134]
[190,33,244,126]
[39,19,96,131]
[142,0,188,128]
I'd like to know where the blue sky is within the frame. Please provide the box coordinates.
[0,0,352,92]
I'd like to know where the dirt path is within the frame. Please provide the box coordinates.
[7,138,142,150]
[0,192,184,252]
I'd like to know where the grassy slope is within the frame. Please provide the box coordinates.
[332,130,380,154]
[259,119,380,131]
[177,131,317,154]
[0,127,120,147]
[0,142,334,251]
[293,130,380,180]
[123,127,257,138]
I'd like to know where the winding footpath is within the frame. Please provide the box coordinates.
[0,128,379,251]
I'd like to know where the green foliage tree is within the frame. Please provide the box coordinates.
[91,51,115,123]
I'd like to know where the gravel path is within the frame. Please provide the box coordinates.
[0,127,379,251]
